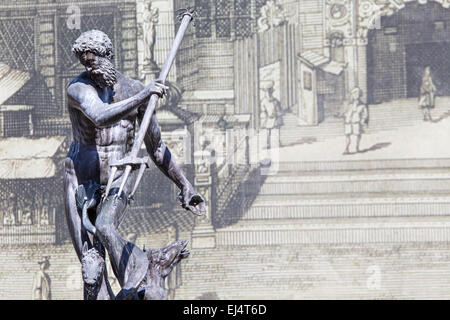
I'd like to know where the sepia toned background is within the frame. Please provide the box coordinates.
[1,0,450,299]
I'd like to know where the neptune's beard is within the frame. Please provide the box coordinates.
[90,57,117,89]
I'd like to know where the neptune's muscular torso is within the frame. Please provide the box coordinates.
[66,71,143,186]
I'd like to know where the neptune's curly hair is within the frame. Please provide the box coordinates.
[72,30,114,61]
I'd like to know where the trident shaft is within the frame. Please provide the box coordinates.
[103,8,196,202]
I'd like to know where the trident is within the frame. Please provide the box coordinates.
[103,8,196,203]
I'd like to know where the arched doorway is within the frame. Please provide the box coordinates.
[366,1,450,104]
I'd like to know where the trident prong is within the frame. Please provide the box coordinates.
[176,7,197,26]
[128,161,149,202]
[103,166,117,202]
[176,7,196,21]
[114,165,131,200]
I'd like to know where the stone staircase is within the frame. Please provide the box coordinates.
[215,160,450,246]
[172,154,450,299]
[176,242,450,299]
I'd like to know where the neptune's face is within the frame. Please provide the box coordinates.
[80,52,99,73]
[80,51,117,88]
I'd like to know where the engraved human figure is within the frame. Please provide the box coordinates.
[342,87,369,155]
[64,30,205,299]
[21,198,33,225]
[3,193,17,226]
[40,197,50,225]
[33,194,42,225]
[260,81,283,149]
[32,257,51,300]
[142,2,159,66]
[0,198,6,225]
[419,66,437,122]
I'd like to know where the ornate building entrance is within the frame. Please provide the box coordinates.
[325,0,450,102]
[367,1,450,103]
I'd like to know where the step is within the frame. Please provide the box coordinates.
[258,171,450,195]
[238,193,450,221]
[216,217,450,246]
[275,159,450,172]
[175,241,450,299]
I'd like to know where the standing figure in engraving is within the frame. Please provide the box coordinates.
[419,66,437,122]
[32,257,51,300]
[260,80,283,149]
[21,197,33,225]
[142,2,159,67]
[64,30,205,299]
[343,87,369,155]
[3,193,17,226]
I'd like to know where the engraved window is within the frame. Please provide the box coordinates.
[3,110,31,137]
[193,0,269,39]
[0,18,35,71]
[303,71,312,91]
[195,0,212,38]
[234,0,252,37]
[216,0,231,37]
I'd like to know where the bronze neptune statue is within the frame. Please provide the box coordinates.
[63,9,203,300]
